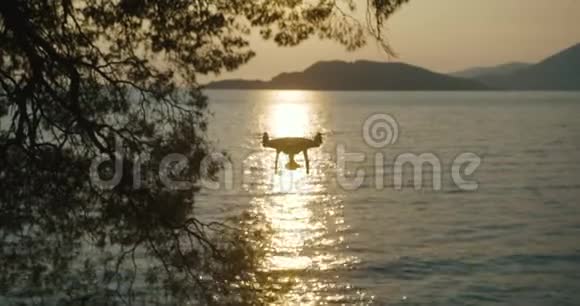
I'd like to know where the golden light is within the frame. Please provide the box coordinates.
[274,90,305,103]
[259,91,330,273]
[266,90,312,138]
[248,90,357,303]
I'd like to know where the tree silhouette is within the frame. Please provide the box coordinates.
[0,0,408,304]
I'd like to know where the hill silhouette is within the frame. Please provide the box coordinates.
[452,62,531,79]
[206,60,488,90]
[473,43,580,90]
[206,43,580,91]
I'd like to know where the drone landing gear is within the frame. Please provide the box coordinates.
[274,151,310,174]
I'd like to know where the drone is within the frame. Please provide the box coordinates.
[262,132,323,174]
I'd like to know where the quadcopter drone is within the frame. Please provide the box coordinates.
[262,132,323,174]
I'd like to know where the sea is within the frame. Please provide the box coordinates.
[195,90,580,305]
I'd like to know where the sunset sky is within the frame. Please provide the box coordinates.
[201,0,580,82]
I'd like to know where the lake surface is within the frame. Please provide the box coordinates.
[197,90,580,305]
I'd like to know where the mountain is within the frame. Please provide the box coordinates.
[206,43,580,91]
[473,43,580,90]
[452,62,531,78]
[202,79,268,89]
[206,60,489,91]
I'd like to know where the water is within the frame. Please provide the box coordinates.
[197,90,580,305]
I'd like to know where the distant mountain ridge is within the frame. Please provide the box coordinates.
[473,43,580,90]
[451,62,531,79]
[205,43,580,91]
[206,61,488,91]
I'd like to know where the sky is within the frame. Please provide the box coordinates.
[200,0,580,82]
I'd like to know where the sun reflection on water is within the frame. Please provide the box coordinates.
[246,91,365,304]
[263,90,321,272]
[266,90,313,137]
